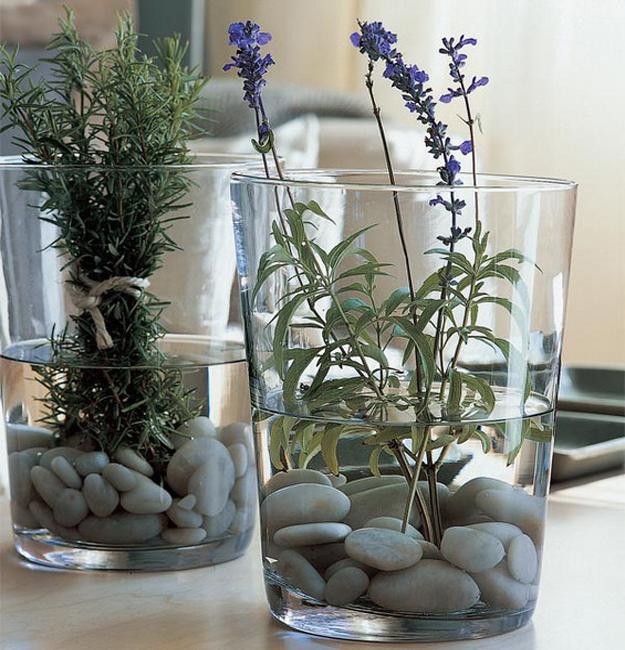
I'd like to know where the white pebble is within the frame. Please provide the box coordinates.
[162,527,206,545]
[50,456,82,489]
[167,437,233,496]
[369,559,480,613]
[471,560,530,609]
[324,567,369,606]
[365,516,423,540]
[102,463,137,492]
[30,466,65,508]
[475,489,545,544]
[188,452,235,517]
[344,483,420,530]
[39,447,83,471]
[167,499,203,528]
[6,423,53,453]
[274,522,351,547]
[278,550,326,600]
[345,527,422,571]
[263,468,331,496]
[203,500,236,539]
[418,540,443,559]
[83,474,119,517]
[327,473,347,487]
[172,416,217,449]
[230,506,255,534]
[9,451,37,507]
[507,534,538,584]
[78,513,164,544]
[74,451,109,477]
[113,447,154,477]
[218,422,253,457]
[11,501,40,528]
[324,558,377,580]
[228,443,248,478]
[292,543,347,571]
[446,477,513,524]
[468,521,523,548]
[440,526,505,572]
[178,494,196,510]
[338,475,404,496]
[261,483,350,530]
[230,470,256,507]
[29,501,78,539]
[53,488,89,527]
[120,474,172,514]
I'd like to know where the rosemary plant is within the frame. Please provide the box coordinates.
[226,21,551,544]
[0,12,206,473]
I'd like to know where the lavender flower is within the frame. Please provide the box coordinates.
[439,35,489,104]
[351,21,462,189]
[223,21,274,110]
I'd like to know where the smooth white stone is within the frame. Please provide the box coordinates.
[120,474,172,514]
[50,456,82,489]
[274,522,351,547]
[416,482,451,513]
[167,437,233,496]
[261,483,350,530]
[178,494,196,510]
[263,469,331,496]
[346,527,423,571]
[74,451,109,477]
[203,500,236,539]
[172,416,217,449]
[468,521,523,548]
[471,560,530,609]
[6,423,54,453]
[113,447,154,477]
[39,447,83,471]
[10,501,40,528]
[475,489,545,544]
[29,501,78,539]
[446,477,513,524]
[166,499,203,528]
[53,488,89,527]
[230,506,255,534]
[327,473,347,487]
[529,583,540,600]
[19,447,47,465]
[365,516,424,540]
[9,451,37,507]
[218,422,253,457]
[507,534,538,584]
[418,540,443,559]
[344,483,420,530]
[277,550,326,600]
[441,526,505,572]
[324,567,369,606]
[338,475,404,496]
[369,559,481,613]
[289,542,348,571]
[228,443,248,478]
[188,452,235,517]
[30,466,65,508]
[82,474,119,517]
[324,558,377,580]
[161,527,206,545]
[78,513,164,544]
[231,470,256,507]
[102,463,137,492]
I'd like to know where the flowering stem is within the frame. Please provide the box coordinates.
[364,62,424,397]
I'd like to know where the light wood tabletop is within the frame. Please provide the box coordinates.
[1,474,624,650]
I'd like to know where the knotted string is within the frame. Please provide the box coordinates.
[70,275,150,350]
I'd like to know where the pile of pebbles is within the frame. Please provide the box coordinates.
[261,470,544,613]
[7,417,256,546]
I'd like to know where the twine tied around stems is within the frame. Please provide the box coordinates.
[70,275,150,350]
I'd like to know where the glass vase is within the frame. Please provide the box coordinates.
[231,169,577,641]
[0,154,259,570]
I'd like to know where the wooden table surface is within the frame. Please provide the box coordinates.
[1,474,624,650]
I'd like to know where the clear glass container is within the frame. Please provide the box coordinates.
[0,154,259,570]
[231,169,577,641]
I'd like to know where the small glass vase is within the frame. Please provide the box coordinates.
[0,154,259,570]
[231,169,577,641]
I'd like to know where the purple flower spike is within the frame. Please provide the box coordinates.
[224,21,274,109]
[459,140,473,155]
[351,21,397,61]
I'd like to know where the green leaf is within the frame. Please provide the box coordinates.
[283,347,322,405]
[327,225,376,268]
[383,287,411,315]
[390,316,436,386]
[305,200,335,223]
[460,372,496,413]
[446,368,463,416]
[472,428,492,453]
[320,424,345,474]
[368,446,383,477]
[427,433,456,451]
[272,294,306,379]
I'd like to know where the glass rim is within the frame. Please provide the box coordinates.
[231,168,578,193]
[0,152,264,171]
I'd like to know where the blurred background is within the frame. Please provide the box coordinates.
[1,0,624,368]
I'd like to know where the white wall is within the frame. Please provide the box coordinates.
[207,0,625,367]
